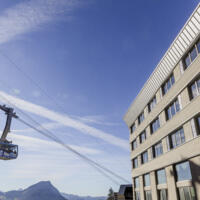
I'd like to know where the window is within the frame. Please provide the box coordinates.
[162,74,175,95]
[150,118,160,134]
[152,142,163,158]
[189,77,200,99]
[156,169,166,184]
[134,177,139,188]
[140,131,146,143]
[135,191,140,200]
[183,40,200,70]
[166,99,180,120]
[144,174,150,186]
[130,123,136,134]
[158,189,168,200]
[132,158,138,169]
[145,191,152,200]
[131,140,137,151]
[148,96,156,112]
[178,186,196,200]
[167,128,185,150]
[141,151,148,164]
[175,161,192,182]
[138,112,144,125]
[195,115,200,135]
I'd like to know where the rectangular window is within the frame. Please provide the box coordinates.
[139,131,146,143]
[144,174,150,186]
[162,74,175,95]
[158,189,168,200]
[132,158,138,169]
[135,191,140,200]
[131,140,137,151]
[168,128,185,150]
[150,118,160,134]
[166,98,180,120]
[130,123,136,134]
[178,186,196,200]
[141,151,148,164]
[183,40,200,69]
[189,77,200,99]
[156,169,166,184]
[190,46,198,62]
[145,191,152,200]
[148,96,157,113]
[175,161,192,182]
[134,177,139,188]
[138,112,144,125]
[152,142,163,158]
[195,115,200,136]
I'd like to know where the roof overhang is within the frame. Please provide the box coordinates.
[124,3,200,127]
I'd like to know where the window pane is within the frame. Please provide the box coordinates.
[167,80,171,90]
[159,189,167,200]
[185,55,191,68]
[171,74,175,85]
[197,40,200,53]
[135,191,140,200]
[171,104,175,117]
[134,177,139,188]
[179,186,196,200]
[175,161,192,181]
[175,100,180,112]
[190,83,198,99]
[145,191,152,200]
[144,174,150,186]
[167,108,171,120]
[197,79,200,94]
[180,129,185,143]
[157,169,166,184]
[190,46,197,61]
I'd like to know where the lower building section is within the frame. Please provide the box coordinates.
[132,155,200,200]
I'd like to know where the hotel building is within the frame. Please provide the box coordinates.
[124,4,200,200]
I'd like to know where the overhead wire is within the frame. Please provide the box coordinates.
[0,91,130,185]
[0,51,131,182]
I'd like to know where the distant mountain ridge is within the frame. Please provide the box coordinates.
[62,193,106,200]
[0,181,67,200]
[0,181,106,200]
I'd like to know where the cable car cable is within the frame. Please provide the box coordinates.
[0,92,130,184]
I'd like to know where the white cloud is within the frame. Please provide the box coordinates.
[77,115,121,126]
[12,121,63,133]
[0,91,128,150]
[0,0,81,44]
[9,133,102,155]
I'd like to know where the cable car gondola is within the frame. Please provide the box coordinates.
[0,105,18,160]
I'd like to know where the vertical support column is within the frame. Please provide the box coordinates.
[156,90,161,104]
[183,121,194,141]
[159,111,166,127]
[139,176,145,200]
[146,126,151,138]
[174,63,182,81]
[150,171,158,200]
[132,178,136,200]
[180,88,190,108]
[165,166,178,200]
[190,156,200,199]
[144,106,149,119]
[162,138,168,153]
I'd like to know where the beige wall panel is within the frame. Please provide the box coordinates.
[132,136,200,177]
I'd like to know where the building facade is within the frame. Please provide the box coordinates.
[124,4,200,200]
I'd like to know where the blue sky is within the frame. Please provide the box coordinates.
[0,0,199,196]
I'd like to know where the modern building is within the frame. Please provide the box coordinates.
[124,3,200,200]
[118,185,133,200]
